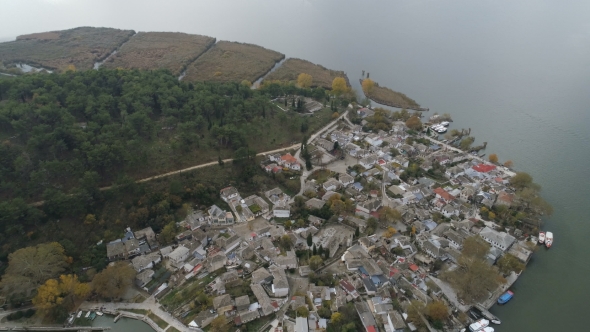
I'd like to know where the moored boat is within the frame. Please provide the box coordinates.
[482,327,495,332]
[497,290,514,304]
[76,311,82,318]
[469,318,489,332]
[89,311,97,320]
[96,311,103,316]
[538,232,545,244]
[441,121,450,126]
[545,232,553,248]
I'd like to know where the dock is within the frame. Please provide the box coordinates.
[474,304,501,324]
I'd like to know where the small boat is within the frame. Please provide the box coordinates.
[469,318,489,332]
[482,327,495,332]
[96,311,103,316]
[89,311,97,320]
[545,232,553,248]
[491,319,501,325]
[85,311,91,318]
[76,311,83,318]
[538,232,545,244]
[497,290,514,304]
[441,121,450,126]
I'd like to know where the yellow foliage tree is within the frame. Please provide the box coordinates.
[297,73,313,88]
[383,227,397,238]
[240,80,252,87]
[504,160,514,168]
[65,64,76,72]
[332,112,340,119]
[362,78,375,94]
[488,154,499,163]
[405,116,423,131]
[331,77,347,95]
[33,274,91,312]
[426,301,449,321]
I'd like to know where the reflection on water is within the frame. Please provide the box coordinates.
[92,315,155,332]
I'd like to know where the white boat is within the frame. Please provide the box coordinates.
[77,311,83,318]
[545,232,553,248]
[538,232,545,244]
[96,311,103,316]
[441,121,450,126]
[491,319,501,325]
[85,311,91,318]
[469,318,489,332]
[482,327,495,332]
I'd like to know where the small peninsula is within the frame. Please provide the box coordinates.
[361,77,428,111]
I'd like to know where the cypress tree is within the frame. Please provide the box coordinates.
[312,244,317,256]
[307,233,312,247]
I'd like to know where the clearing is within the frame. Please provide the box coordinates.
[0,27,135,71]
[183,41,284,83]
[103,32,215,75]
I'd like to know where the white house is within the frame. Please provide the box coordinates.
[479,227,516,252]
[220,186,239,202]
[168,246,190,268]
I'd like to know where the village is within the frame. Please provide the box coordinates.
[96,106,537,332]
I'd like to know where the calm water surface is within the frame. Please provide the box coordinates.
[3,1,590,330]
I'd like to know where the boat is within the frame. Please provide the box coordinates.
[538,232,545,244]
[96,311,103,316]
[497,290,514,304]
[89,311,97,320]
[469,318,489,332]
[482,327,495,332]
[491,319,501,325]
[85,311,91,318]
[545,232,553,248]
[76,311,82,318]
[441,121,450,126]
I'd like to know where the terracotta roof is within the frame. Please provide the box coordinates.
[409,264,419,272]
[433,187,455,201]
[473,163,497,173]
[281,153,298,163]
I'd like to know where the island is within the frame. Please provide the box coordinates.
[0,27,551,332]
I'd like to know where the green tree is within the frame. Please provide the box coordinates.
[160,221,178,245]
[296,306,309,318]
[307,233,313,247]
[279,235,293,251]
[309,255,323,270]
[496,253,525,275]
[425,300,449,322]
[0,242,68,298]
[92,262,136,300]
[210,316,229,332]
[459,137,475,150]
[462,236,490,259]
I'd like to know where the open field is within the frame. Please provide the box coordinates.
[361,79,426,111]
[265,58,349,89]
[103,32,215,75]
[0,27,135,71]
[183,41,284,83]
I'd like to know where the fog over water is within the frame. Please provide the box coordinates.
[3,0,590,330]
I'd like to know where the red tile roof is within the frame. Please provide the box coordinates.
[433,187,455,201]
[367,326,376,332]
[281,153,298,164]
[409,264,419,272]
[473,163,497,173]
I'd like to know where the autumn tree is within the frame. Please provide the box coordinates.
[92,262,136,299]
[462,236,490,259]
[383,227,397,238]
[297,73,313,88]
[0,242,68,298]
[425,301,449,322]
[331,312,342,323]
[309,255,323,270]
[331,77,347,95]
[407,300,426,329]
[459,137,475,150]
[496,253,525,275]
[405,116,422,131]
[510,172,537,190]
[210,316,229,332]
[361,78,375,94]
[504,160,514,168]
[488,153,498,163]
[332,111,340,119]
[33,274,91,314]
[379,207,402,223]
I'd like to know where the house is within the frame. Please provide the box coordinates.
[339,280,359,299]
[220,186,240,202]
[235,295,250,312]
[272,202,291,218]
[442,204,458,218]
[495,191,515,207]
[387,311,407,332]
[135,269,154,288]
[243,195,270,216]
[460,185,476,202]
[305,198,326,210]
[347,216,367,233]
[321,190,339,201]
[444,230,465,249]
[479,227,516,252]
[131,252,162,272]
[270,265,289,297]
[251,284,276,316]
[190,310,218,329]
[296,317,309,332]
[213,294,234,314]
[316,138,335,151]
[168,246,190,268]
[360,155,377,169]
[423,240,445,259]
[251,267,273,284]
[280,153,301,171]
[275,252,298,269]
[433,187,455,202]
[106,241,126,261]
[473,163,497,173]
[206,252,228,272]
[209,205,233,225]
[356,198,381,218]
[339,173,355,187]
[323,178,342,191]
[134,227,158,250]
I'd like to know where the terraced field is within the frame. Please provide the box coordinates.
[0,27,135,71]
[264,58,348,89]
[183,41,284,83]
[102,32,215,75]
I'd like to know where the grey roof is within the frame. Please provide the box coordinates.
[107,241,125,258]
[305,198,326,210]
[251,267,272,284]
[212,294,233,309]
[479,226,516,250]
[270,265,289,289]
[235,295,250,307]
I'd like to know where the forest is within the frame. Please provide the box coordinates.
[0,69,341,278]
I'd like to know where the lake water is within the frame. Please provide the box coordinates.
[3,0,590,330]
